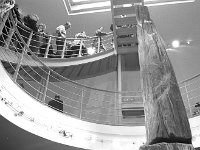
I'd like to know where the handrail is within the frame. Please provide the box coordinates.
[14,17,113,43]
[1,10,200,126]
[6,11,200,95]
[8,12,123,93]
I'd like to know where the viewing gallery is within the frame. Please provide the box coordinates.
[0,0,200,150]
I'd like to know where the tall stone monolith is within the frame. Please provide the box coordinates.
[135,5,194,150]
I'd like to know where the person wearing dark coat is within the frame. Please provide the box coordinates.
[48,95,63,112]
[23,14,39,32]
[15,14,39,53]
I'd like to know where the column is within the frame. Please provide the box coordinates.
[135,5,194,150]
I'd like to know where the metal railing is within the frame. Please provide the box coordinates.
[0,10,199,126]
[0,11,114,59]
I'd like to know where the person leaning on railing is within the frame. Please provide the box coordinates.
[55,21,71,58]
[48,95,63,113]
[70,31,89,57]
[0,1,15,47]
[3,4,23,50]
[11,3,22,23]
[0,0,15,20]
[37,24,54,58]
[92,27,108,53]
[37,23,53,57]
[15,13,39,53]
[23,14,40,53]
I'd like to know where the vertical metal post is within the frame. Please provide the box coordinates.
[13,31,33,82]
[0,11,10,35]
[44,36,51,58]
[61,39,67,58]
[78,39,83,57]
[110,0,118,54]
[79,89,84,119]
[116,54,122,123]
[97,37,100,53]
[4,27,15,49]
[184,82,193,117]
[42,70,50,103]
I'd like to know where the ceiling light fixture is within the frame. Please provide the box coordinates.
[172,40,180,48]
[87,47,96,55]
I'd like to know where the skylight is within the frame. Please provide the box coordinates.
[62,0,195,15]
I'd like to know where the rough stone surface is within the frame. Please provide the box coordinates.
[139,143,195,150]
[135,5,192,145]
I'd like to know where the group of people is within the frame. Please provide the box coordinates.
[0,2,112,58]
[55,22,111,57]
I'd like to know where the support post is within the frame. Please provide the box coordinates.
[0,11,9,35]
[61,39,67,58]
[13,31,33,82]
[36,69,50,103]
[4,26,15,49]
[184,82,193,117]
[117,54,122,123]
[135,5,194,150]
[78,39,83,57]
[44,36,51,58]
[97,37,100,53]
[79,89,83,119]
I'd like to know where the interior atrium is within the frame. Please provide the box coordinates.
[0,0,200,150]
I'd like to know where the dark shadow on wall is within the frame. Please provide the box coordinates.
[0,115,88,150]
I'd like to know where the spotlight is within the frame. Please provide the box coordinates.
[87,47,96,55]
[172,40,180,48]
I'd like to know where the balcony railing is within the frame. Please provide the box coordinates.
[0,11,114,59]
[0,10,200,126]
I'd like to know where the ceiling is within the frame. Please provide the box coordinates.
[1,0,200,149]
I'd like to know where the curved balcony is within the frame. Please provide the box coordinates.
[0,7,200,125]
[0,8,200,150]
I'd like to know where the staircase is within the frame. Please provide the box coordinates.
[110,0,144,54]
[110,0,145,118]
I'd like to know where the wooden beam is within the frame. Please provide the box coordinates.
[135,5,194,149]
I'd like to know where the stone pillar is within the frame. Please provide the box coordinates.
[135,5,194,150]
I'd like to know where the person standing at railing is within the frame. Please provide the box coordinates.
[11,3,22,23]
[37,24,54,58]
[15,13,39,53]
[55,21,71,58]
[48,95,63,113]
[110,24,114,45]
[0,0,15,20]
[37,23,50,57]
[92,27,108,53]
[23,14,39,32]
[0,1,15,47]
[70,31,89,57]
